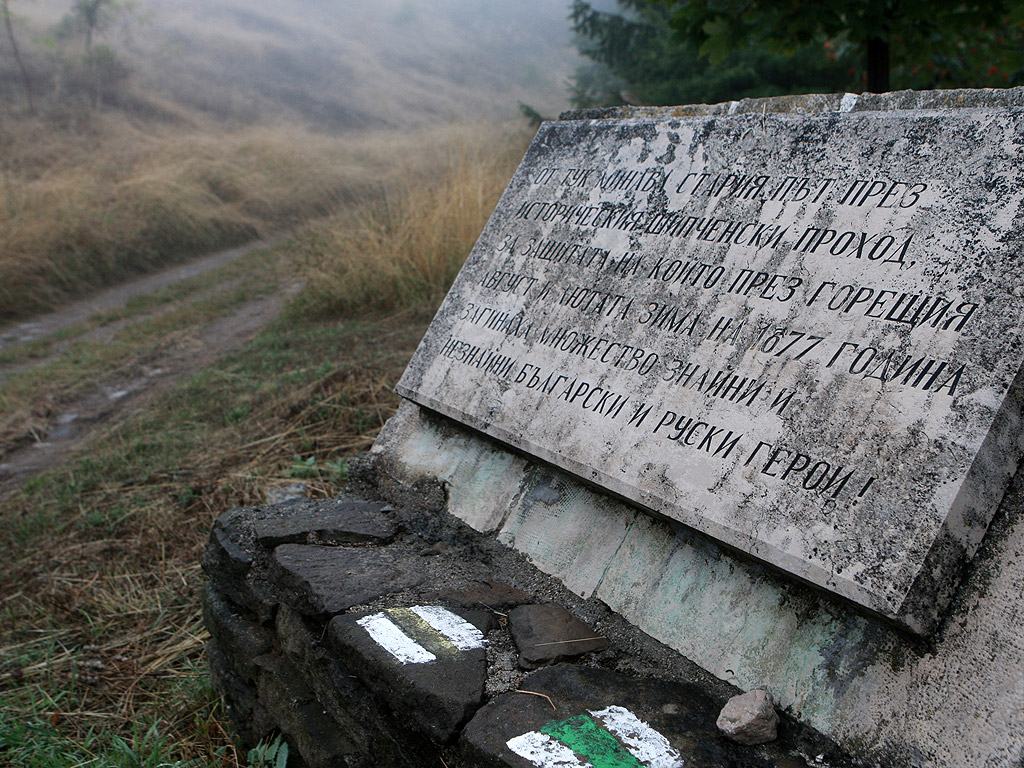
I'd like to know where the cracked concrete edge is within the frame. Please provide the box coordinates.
[370,398,1024,768]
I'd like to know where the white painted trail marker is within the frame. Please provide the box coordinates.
[355,605,485,664]
[589,707,681,768]
[506,731,593,768]
[356,613,437,664]
[506,706,683,768]
[410,604,488,650]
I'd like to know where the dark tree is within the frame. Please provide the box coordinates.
[569,0,854,107]
[73,0,114,52]
[1,0,34,113]
[652,0,1024,93]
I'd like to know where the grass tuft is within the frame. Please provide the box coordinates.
[293,125,529,316]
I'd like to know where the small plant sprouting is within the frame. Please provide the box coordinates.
[288,454,348,482]
[247,734,289,768]
[287,454,318,479]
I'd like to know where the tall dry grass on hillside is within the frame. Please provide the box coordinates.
[295,124,530,316]
[0,116,472,321]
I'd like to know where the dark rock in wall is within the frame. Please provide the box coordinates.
[205,641,275,747]
[328,606,488,743]
[254,653,365,768]
[270,544,425,617]
[507,604,609,668]
[251,494,396,548]
[201,584,274,680]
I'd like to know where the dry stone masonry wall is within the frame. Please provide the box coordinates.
[201,488,848,767]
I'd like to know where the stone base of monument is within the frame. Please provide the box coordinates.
[201,485,850,768]
[370,394,1024,767]
[364,87,1024,768]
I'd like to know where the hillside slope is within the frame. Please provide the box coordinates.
[7,0,579,128]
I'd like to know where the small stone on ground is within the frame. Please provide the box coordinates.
[717,688,780,745]
[508,604,609,668]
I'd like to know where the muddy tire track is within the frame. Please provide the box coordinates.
[0,236,288,351]
[0,240,296,496]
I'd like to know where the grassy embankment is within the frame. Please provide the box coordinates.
[0,121,528,766]
[0,114,442,321]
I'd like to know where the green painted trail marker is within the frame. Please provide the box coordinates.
[506,705,682,767]
[541,714,645,768]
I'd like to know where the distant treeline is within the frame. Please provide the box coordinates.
[0,0,133,117]
[569,0,1024,106]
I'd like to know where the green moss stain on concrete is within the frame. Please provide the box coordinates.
[392,407,524,532]
[498,468,635,598]
[593,513,879,732]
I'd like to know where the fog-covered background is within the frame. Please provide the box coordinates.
[10,0,581,127]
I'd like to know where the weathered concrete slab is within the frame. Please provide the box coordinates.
[373,406,527,532]
[498,468,637,598]
[461,665,804,768]
[397,104,1024,633]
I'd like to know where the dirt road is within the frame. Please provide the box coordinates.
[0,238,295,495]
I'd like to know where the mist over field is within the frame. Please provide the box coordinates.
[0,0,582,318]
[11,0,580,127]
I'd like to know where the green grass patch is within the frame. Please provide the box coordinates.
[0,670,228,768]
[0,306,428,766]
[0,328,87,367]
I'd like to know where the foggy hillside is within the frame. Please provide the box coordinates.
[17,0,581,128]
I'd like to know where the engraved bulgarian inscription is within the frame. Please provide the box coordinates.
[397,110,1024,633]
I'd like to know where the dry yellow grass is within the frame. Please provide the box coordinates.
[0,115,502,321]
[296,123,530,316]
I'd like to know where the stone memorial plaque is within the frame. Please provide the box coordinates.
[397,108,1024,633]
